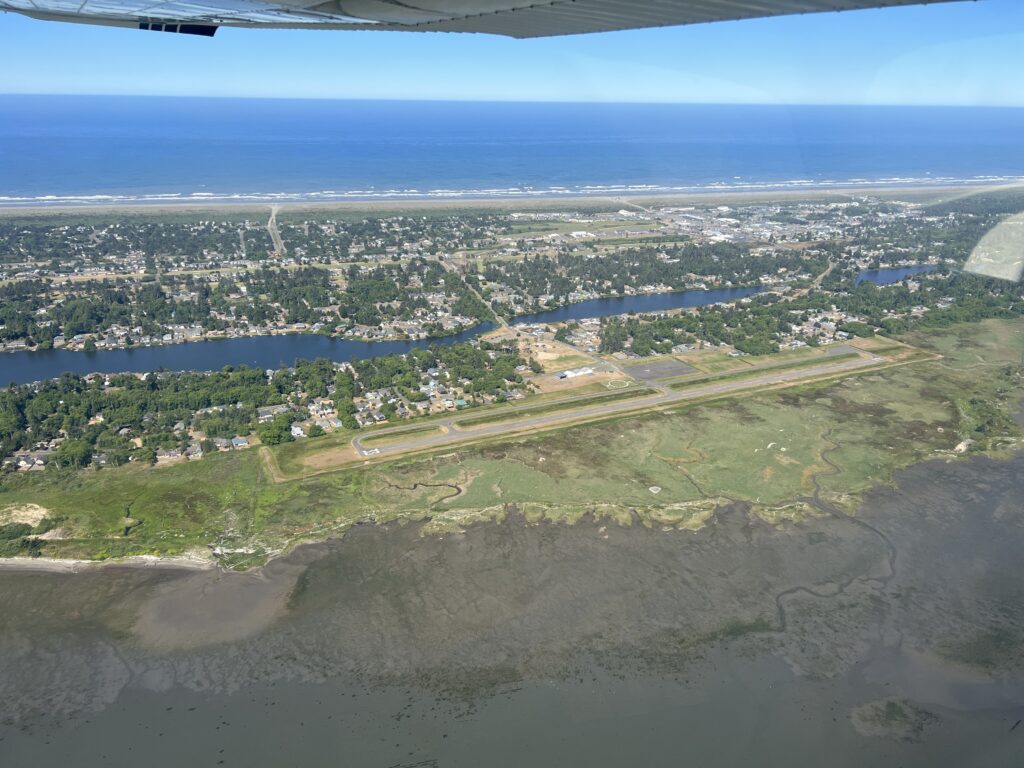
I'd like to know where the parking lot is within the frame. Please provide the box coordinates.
[624,358,697,382]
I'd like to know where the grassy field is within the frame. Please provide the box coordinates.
[360,423,445,447]
[2,319,1022,567]
[676,345,846,375]
[455,387,656,429]
[537,353,594,372]
[279,383,645,469]
[669,352,862,391]
[682,351,756,373]
[272,428,357,478]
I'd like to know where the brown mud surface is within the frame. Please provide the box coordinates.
[2,453,1024,766]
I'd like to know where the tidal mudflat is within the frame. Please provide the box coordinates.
[2,453,1024,766]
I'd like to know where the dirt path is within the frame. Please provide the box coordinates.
[260,446,287,484]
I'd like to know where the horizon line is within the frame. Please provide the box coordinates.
[1,93,1023,109]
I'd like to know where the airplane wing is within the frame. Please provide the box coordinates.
[0,0,963,38]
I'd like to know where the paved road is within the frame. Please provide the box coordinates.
[812,259,836,288]
[350,351,883,460]
[438,256,509,330]
[267,204,286,257]
[794,259,836,297]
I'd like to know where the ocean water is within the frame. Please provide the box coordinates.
[1,97,1024,204]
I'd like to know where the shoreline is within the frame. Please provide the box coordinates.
[0,322,493,358]
[0,448,1014,576]
[0,181,1020,218]
[0,282,778,381]
[0,551,216,574]
[6,353,1016,576]
[0,280,777,362]
[3,447,1023,761]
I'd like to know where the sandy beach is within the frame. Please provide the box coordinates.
[0,182,1016,219]
[0,552,216,573]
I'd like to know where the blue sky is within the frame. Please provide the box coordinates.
[1,0,1022,105]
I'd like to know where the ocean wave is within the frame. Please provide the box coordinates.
[2,175,1023,207]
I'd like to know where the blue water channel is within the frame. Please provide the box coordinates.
[0,287,762,384]
[854,265,936,285]
[0,273,915,385]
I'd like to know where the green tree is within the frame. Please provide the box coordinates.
[256,415,294,445]
[53,438,93,468]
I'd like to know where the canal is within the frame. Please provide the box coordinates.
[0,271,923,385]
[854,265,936,285]
[0,286,761,384]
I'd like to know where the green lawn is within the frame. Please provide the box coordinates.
[669,352,862,391]
[541,353,594,372]
[684,351,756,373]
[360,423,444,447]
[273,429,357,477]
[456,387,655,429]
